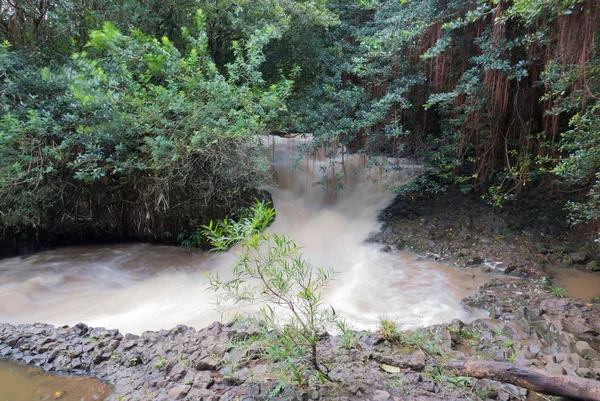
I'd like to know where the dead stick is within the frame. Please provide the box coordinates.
[445,360,600,401]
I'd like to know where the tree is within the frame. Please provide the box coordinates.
[0,12,291,249]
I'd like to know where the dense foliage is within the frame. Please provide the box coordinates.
[287,0,600,230]
[1,0,599,251]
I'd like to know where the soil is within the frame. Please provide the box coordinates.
[370,187,599,275]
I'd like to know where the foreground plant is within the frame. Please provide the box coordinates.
[204,201,339,384]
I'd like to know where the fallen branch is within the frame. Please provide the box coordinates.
[445,360,600,401]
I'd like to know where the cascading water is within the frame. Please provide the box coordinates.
[0,137,495,333]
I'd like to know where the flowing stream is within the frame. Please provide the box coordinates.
[0,137,497,334]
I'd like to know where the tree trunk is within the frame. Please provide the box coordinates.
[445,360,600,401]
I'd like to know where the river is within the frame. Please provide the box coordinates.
[0,137,496,334]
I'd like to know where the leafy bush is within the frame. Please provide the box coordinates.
[0,14,290,245]
[204,202,340,384]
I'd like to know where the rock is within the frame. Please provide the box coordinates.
[408,351,426,371]
[193,372,215,390]
[35,338,55,352]
[503,323,528,340]
[493,350,507,362]
[574,341,599,359]
[372,390,392,401]
[92,350,111,364]
[185,388,219,401]
[498,391,510,401]
[46,349,59,363]
[545,363,565,375]
[576,368,592,378]
[541,354,556,364]
[514,318,530,335]
[570,252,588,264]
[71,357,83,369]
[196,356,219,371]
[528,343,542,355]
[558,331,576,351]
[166,362,187,381]
[524,308,541,322]
[540,298,568,312]
[72,323,89,336]
[570,354,590,369]
[562,319,594,335]
[166,385,191,400]
[515,352,533,368]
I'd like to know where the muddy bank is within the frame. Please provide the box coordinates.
[3,286,600,401]
[370,189,599,274]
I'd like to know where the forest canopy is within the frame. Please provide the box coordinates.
[1,0,599,252]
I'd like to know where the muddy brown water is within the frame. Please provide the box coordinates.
[0,137,500,334]
[0,359,111,400]
[550,266,600,303]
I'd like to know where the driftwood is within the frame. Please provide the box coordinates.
[445,360,600,401]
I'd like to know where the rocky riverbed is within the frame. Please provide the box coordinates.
[2,282,600,401]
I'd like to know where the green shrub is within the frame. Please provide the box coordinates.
[204,202,340,384]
